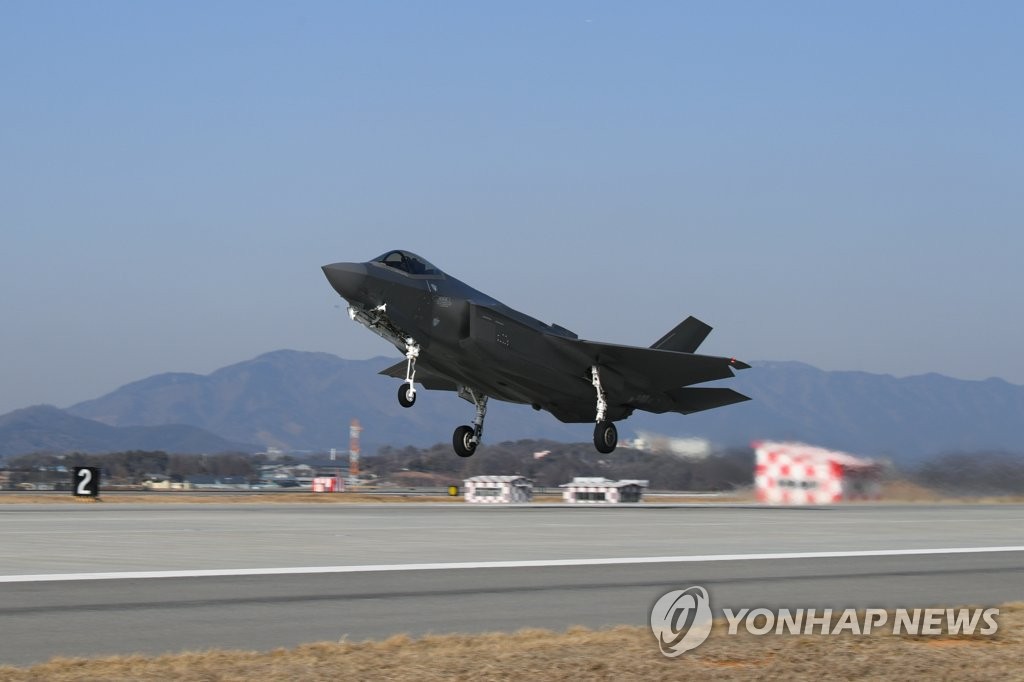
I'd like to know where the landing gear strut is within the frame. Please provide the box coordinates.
[397,338,420,408]
[453,388,488,457]
[591,366,618,454]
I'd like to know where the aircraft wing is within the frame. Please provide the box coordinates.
[379,361,459,391]
[548,336,749,392]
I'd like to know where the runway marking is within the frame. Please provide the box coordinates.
[2,546,1023,583]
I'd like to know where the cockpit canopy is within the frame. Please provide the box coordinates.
[374,250,441,276]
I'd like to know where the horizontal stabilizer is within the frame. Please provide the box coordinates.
[379,361,458,391]
[651,316,712,353]
[665,387,751,415]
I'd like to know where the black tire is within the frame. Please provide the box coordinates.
[398,383,416,408]
[594,421,618,454]
[453,425,478,458]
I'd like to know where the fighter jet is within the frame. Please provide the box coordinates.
[323,250,749,457]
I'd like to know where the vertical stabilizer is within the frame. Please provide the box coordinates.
[651,316,712,353]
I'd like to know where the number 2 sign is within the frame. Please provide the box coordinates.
[73,467,100,498]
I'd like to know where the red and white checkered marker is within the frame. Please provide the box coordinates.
[754,441,881,505]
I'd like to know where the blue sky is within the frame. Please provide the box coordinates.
[1,1,1022,414]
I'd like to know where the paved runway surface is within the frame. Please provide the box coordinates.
[1,503,1022,665]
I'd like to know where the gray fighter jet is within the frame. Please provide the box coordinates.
[323,250,749,457]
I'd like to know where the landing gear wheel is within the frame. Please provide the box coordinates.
[594,421,618,454]
[397,383,416,408]
[453,425,478,458]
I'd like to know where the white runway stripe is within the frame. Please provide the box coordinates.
[2,545,1022,583]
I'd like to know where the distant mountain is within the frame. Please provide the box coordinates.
[0,405,256,457]
[67,350,591,453]
[675,361,1024,461]
[63,350,1024,463]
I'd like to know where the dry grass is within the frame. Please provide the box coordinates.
[1,605,1020,681]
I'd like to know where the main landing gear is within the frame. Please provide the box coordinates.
[397,338,420,408]
[591,365,618,454]
[453,388,488,458]
[594,421,618,454]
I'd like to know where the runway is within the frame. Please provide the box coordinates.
[1,503,1022,666]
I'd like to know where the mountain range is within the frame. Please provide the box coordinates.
[1,350,1022,463]
[0,405,254,457]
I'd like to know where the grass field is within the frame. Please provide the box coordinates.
[0,605,1019,681]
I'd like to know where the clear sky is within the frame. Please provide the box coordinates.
[2,1,1022,414]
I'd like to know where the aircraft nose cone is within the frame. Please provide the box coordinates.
[322,262,368,302]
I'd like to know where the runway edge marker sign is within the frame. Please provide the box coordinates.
[72,467,100,499]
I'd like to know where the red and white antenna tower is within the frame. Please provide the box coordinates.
[349,418,361,482]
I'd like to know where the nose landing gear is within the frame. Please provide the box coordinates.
[397,383,416,408]
[397,338,420,408]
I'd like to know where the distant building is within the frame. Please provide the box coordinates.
[259,448,287,460]
[257,463,316,489]
[312,476,344,493]
[633,432,711,459]
[560,477,648,504]
[143,480,192,490]
[183,475,250,490]
[463,475,533,504]
[754,441,882,505]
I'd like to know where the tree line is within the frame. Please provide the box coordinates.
[912,451,1024,494]
[3,451,256,486]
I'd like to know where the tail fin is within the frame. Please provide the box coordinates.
[651,316,712,353]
